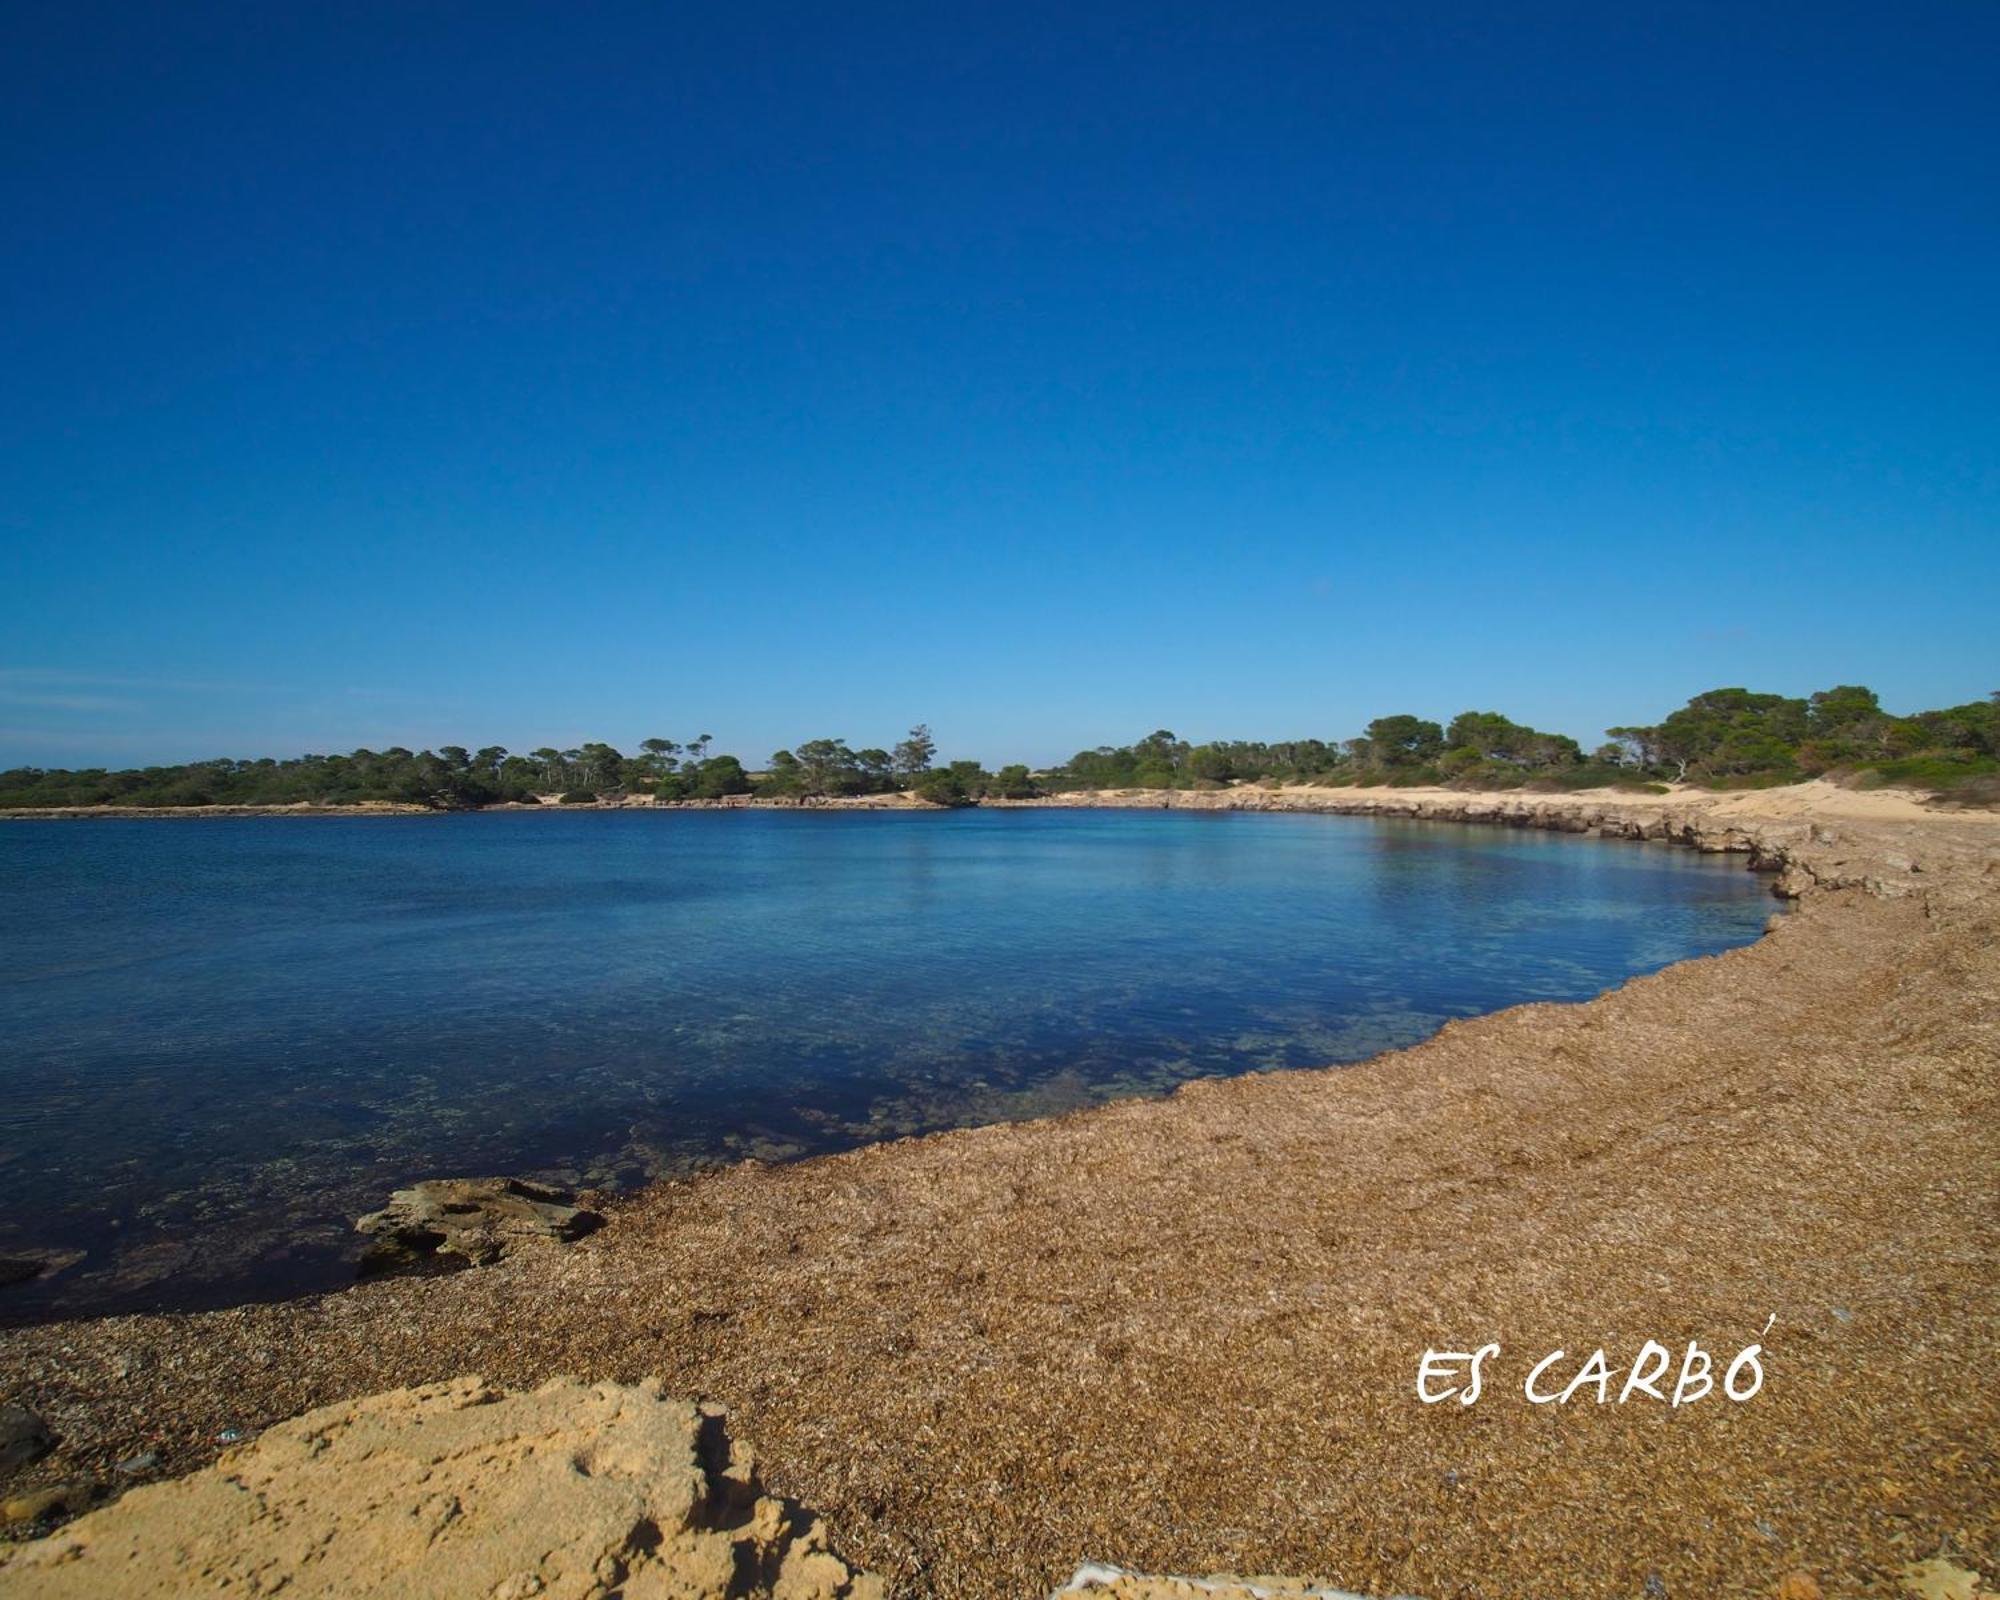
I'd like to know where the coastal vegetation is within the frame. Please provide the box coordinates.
[1,689,1992,812]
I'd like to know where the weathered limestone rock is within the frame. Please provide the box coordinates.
[0,1376,884,1599]
[355,1176,600,1271]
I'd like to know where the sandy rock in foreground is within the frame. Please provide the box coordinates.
[0,1375,883,1599]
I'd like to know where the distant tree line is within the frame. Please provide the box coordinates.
[1044,687,1996,798]
[754,726,1038,807]
[0,739,759,812]
[1,689,1992,811]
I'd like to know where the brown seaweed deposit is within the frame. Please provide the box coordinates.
[1,786,1995,1599]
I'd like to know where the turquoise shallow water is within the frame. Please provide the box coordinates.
[0,808,1774,1319]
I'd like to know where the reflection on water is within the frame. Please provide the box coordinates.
[0,809,1773,1319]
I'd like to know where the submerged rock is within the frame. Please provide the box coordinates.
[0,1377,884,1599]
[354,1176,600,1273]
[0,1250,84,1290]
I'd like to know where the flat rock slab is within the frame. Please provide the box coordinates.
[355,1176,600,1271]
[0,1376,883,1599]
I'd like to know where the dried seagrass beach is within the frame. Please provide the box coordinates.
[1,783,1996,1599]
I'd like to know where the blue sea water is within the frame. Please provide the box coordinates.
[0,808,1774,1319]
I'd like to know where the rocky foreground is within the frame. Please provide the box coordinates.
[0,784,1994,1599]
[2,1377,881,1598]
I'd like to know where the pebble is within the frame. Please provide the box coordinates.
[1,1481,98,1526]
[115,1450,160,1475]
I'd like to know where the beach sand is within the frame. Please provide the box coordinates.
[1,784,1994,1598]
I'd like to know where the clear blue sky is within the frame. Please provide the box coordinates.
[3,2,1994,770]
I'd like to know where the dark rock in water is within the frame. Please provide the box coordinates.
[0,1250,84,1289]
[0,1405,54,1471]
[354,1177,601,1275]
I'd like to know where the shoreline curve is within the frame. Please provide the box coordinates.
[0,783,1994,1599]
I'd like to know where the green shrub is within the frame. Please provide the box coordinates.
[990,764,1039,799]
[558,789,599,805]
[1451,761,1527,790]
[1854,753,1998,790]
[912,769,972,807]
[1520,763,1632,792]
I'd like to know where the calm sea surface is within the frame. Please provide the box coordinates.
[0,808,1774,1319]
